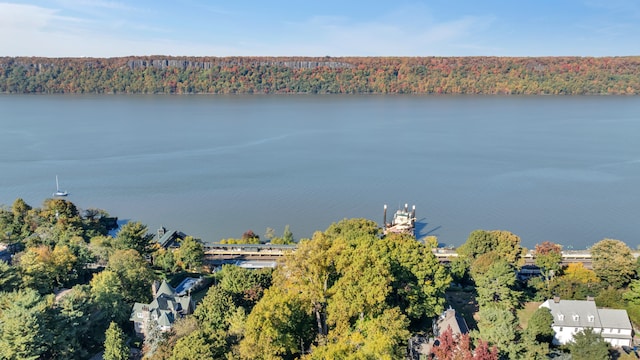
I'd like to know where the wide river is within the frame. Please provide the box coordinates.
[0,95,638,249]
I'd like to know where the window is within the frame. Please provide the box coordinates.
[572,314,579,321]
[588,315,595,322]
[559,327,563,332]
[558,313,564,321]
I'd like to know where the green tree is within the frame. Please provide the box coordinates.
[114,221,155,255]
[0,261,20,292]
[274,231,336,338]
[473,258,520,310]
[326,236,392,331]
[567,328,610,360]
[423,235,439,249]
[154,248,177,273]
[103,322,129,360]
[282,224,294,244]
[51,285,96,360]
[0,288,52,360]
[216,265,272,308]
[169,329,226,360]
[240,287,315,359]
[174,236,204,271]
[458,229,526,267]
[90,270,129,323]
[476,306,520,358]
[590,239,635,288]
[258,218,449,356]
[10,197,31,237]
[623,279,640,305]
[148,317,199,360]
[449,256,470,284]
[192,285,235,333]
[309,307,411,360]
[89,235,117,265]
[520,333,549,360]
[374,232,450,321]
[220,237,260,245]
[525,307,555,344]
[534,241,562,282]
[106,249,155,302]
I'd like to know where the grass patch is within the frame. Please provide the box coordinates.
[517,301,542,329]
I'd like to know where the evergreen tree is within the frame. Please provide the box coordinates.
[103,322,129,360]
[0,289,51,360]
[568,328,610,360]
[282,224,294,244]
[525,307,555,344]
[114,221,155,256]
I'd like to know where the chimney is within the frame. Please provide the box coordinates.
[553,296,561,303]
[152,280,160,297]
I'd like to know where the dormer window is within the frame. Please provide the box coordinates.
[588,315,595,322]
[573,314,579,321]
[558,313,564,321]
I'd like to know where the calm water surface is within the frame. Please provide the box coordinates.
[0,95,638,249]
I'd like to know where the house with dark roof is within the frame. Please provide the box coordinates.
[540,297,633,347]
[156,227,188,249]
[433,307,469,338]
[409,308,469,359]
[130,280,194,337]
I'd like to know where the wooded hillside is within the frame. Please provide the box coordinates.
[1,56,639,95]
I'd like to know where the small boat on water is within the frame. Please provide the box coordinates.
[383,203,416,236]
[53,176,68,197]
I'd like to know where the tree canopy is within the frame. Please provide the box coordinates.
[3,56,640,95]
[567,328,610,360]
[240,218,450,358]
[590,238,636,288]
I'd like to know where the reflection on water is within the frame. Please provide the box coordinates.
[0,95,638,249]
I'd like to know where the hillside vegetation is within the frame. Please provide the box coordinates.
[1,56,639,95]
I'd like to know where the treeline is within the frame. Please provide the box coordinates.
[1,56,639,95]
[3,196,640,359]
[0,197,206,359]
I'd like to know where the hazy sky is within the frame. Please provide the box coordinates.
[1,0,639,57]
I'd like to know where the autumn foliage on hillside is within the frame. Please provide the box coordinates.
[1,56,639,95]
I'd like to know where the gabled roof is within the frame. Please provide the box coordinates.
[156,280,176,297]
[436,308,469,336]
[598,309,633,330]
[131,280,194,332]
[130,302,147,322]
[156,310,175,327]
[157,229,187,249]
[540,299,601,328]
[540,298,632,331]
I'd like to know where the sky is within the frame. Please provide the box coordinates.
[1,0,639,57]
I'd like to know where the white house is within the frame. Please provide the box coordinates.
[539,297,633,347]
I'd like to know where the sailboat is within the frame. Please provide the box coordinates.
[53,176,68,197]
